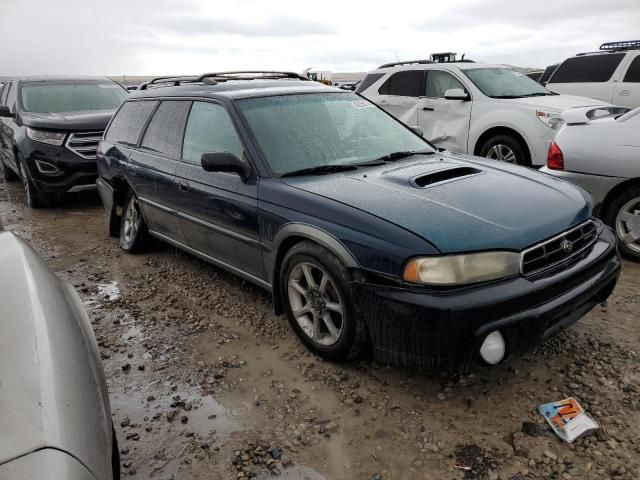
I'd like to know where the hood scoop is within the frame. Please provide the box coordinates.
[411,166,482,188]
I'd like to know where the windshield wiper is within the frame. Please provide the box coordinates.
[373,149,435,162]
[281,164,358,178]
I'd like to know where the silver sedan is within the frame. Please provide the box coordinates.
[541,106,640,260]
[0,232,118,480]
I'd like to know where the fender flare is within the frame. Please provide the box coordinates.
[267,223,360,313]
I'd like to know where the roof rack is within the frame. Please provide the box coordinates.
[378,59,433,69]
[195,71,310,84]
[139,76,199,90]
[600,40,640,51]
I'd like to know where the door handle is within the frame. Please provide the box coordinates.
[178,181,191,192]
[128,164,139,176]
[619,89,630,96]
[422,106,434,111]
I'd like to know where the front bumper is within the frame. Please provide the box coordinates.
[539,167,627,216]
[353,225,620,371]
[21,138,98,194]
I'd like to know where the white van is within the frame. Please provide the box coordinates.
[358,60,609,167]
[546,40,640,108]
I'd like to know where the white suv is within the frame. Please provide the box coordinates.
[358,60,610,166]
[546,40,640,108]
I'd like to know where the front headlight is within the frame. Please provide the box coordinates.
[26,127,65,146]
[536,110,565,131]
[403,252,521,286]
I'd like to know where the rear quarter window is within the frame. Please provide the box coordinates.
[105,100,158,146]
[550,54,625,83]
[356,73,385,93]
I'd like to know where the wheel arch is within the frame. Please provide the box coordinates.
[473,126,531,163]
[600,177,640,221]
[269,224,359,315]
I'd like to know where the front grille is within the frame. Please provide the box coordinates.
[521,220,598,276]
[65,131,104,160]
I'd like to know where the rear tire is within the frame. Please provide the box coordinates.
[18,154,50,208]
[119,190,149,252]
[604,185,640,261]
[280,241,368,362]
[479,134,530,167]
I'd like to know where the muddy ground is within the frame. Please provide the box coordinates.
[1,179,639,480]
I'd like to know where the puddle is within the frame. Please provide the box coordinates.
[110,387,243,439]
[122,324,142,341]
[258,465,327,480]
[98,281,121,301]
[224,401,253,419]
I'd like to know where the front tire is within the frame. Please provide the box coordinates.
[604,186,640,261]
[18,154,49,208]
[479,134,530,167]
[119,190,149,252]
[280,241,367,361]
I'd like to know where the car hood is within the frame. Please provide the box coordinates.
[507,94,610,111]
[0,233,112,480]
[283,154,592,253]
[21,109,115,131]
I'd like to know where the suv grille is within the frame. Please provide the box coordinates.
[521,220,598,276]
[65,131,104,160]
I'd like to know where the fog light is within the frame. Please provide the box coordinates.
[480,331,506,365]
[35,160,61,174]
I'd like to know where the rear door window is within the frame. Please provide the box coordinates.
[140,101,191,158]
[105,100,158,146]
[378,70,424,96]
[356,73,385,93]
[623,56,640,82]
[182,101,244,164]
[550,54,625,83]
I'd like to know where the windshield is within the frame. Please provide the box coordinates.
[464,68,552,98]
[20,82,127,113]
[237,93,432,175]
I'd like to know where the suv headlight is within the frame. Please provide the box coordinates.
[26,127,65,146]
[403,252,521,286]
[536,110,565,131]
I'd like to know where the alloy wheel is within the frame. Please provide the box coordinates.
[616,197,640,255]
[123,198,141,245]
[486,144,516,163]
[287,261,344,346]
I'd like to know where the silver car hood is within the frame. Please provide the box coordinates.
[0,232,112,480]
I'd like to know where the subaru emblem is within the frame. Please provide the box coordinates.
[562,239,574,254]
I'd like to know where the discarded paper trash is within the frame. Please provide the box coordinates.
[539,397,599,443]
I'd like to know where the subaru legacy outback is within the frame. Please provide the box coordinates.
[96,72,620,370]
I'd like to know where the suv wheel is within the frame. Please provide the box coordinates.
[479,134,530,167]
[18,154,49,208]
[120,190,149,252]
[280,241,367,361]
[605,185,640,261]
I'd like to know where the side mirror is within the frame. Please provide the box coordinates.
[443,88,470,101]
[201,152,251,179]
[410,126,424,137]
[0,106,14,118]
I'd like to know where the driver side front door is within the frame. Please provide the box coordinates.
[417,70,472,154]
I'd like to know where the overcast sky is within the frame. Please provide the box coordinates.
[2,0,639,76]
